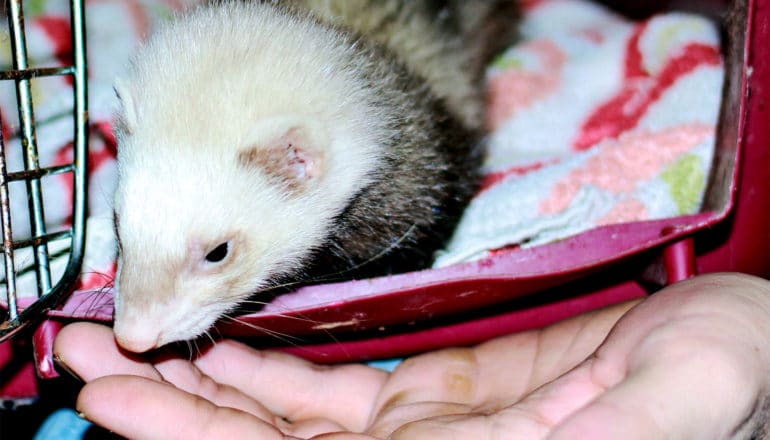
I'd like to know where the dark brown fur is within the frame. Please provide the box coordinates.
[260,0,519,285]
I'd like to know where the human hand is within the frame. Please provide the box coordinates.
[54,272,770,439]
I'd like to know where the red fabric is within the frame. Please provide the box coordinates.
[0,340,38,401]
[574,22,722,151]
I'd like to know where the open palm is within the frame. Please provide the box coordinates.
[54,273,770,439]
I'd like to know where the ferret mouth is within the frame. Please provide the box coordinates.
[149,308,222,348]
[155,325,206,349]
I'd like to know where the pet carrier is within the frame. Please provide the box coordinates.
[0,0,768,406]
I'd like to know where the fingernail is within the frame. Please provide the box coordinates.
[53,354,83,383]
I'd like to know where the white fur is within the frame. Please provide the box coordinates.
[112,2,392,352]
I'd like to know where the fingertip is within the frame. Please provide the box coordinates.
[390,414,477,440]
[76,375,187,437]
[54,322,161,382]
[75,375,143,427]
[54,323,115,381]
[664,272,770,303]
[54,322,113,357]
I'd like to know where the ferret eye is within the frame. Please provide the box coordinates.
[205,242,230,263]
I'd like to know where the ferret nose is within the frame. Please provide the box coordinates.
[113,325,161,353]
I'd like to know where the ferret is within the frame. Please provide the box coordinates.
[111,0,519,353]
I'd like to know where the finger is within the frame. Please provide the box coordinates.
[527,273,770,439]
[193,340,388,431]
[309,434,379,440]
[77,375,289,440]
[287,418,350,439]
[387,362,603,440]
[367,402,475,439]
[54,322,162,382]
[549,325,765,439]
[595,273,770,375]
[373,299,638,415]
[390,413,508,440]
[153,357,283,423]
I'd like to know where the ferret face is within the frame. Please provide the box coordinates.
[111,108,350,352]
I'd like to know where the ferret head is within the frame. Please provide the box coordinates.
[109,3,385,353]
[112,111,337,353]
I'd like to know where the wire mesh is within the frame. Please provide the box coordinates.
[0,0,88,341]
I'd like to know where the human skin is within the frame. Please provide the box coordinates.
[54,272,770,439]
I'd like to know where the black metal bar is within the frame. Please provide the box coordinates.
[0,127,19,321]
[69,0,90,286]
[0,230,73,254]
[7,0,54,297]
[7,164,75,182]
[0,241,73,284]
[0,66,76,81]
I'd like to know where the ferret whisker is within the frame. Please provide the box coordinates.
[82,269,116,285]
[233,223,415,301]
[79,291,107,318]
[221,315,305,346]
[255,278,310,294]
[344,222,418,270]
[194,339,203,359]
[185,339,194,361]
[235,301,325,325]
[232,301,356,350]
[298,223,420,286]
[70,289,97,316]
[203,330,217,347]
[71,272,116,318]
[235,299,273,307]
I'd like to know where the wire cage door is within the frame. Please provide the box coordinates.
[0,0,88,342]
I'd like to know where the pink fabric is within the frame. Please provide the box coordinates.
[434,0,723,266]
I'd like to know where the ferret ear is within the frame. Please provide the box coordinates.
[238,115,328,192]
[113,78,137,134]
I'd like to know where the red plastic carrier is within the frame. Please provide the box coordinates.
[215,0,770,362]
[2,0,769,401]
